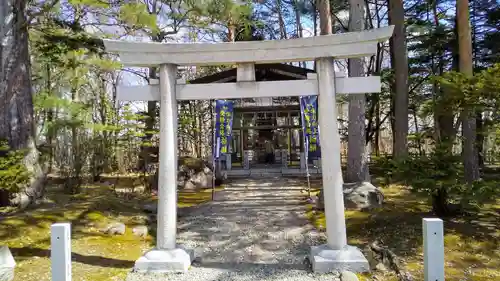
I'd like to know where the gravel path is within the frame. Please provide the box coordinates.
[126,177,336,281]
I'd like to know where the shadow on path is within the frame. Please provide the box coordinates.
[9,246,135,268]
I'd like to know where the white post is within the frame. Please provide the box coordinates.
[281,149,288,169]
[0,246,15,281]
[243,150,250,170]
[157,63,178,250]
[225,154,232,170]
[423,218,445,281]
[51,223,71,281]
[316,57,347,249]
[300,152,306,170]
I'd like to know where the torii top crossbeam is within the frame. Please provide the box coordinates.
[103,26,394,67]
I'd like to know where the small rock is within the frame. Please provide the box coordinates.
[132,225,148,237]
[191,257,202,265]
[102,181,113,186]
[103,222,126,235]
[183,180,197,191]
[134,185,146,194]
[375,262,387,272]
[147,214,157,223]
[340,271,359,281]
[143,203,157,213]
[129,215,149,225]
[399,271,414,281]
[330,270,341,278]
[34,197,55,206]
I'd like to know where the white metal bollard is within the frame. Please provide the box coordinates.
[0,246,16,281]
[281,149,288,169]
[225,153,232,170]
[423,218,445,281]
[243,150,250,170]
[51,223,71,281]
[300,152,306,170]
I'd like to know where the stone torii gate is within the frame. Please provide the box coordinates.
[103,25,394,274]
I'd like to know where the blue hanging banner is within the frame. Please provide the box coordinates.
[300,96,321,159]
[214,100,234,159]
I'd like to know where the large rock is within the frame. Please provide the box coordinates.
[132,225,149,238]
[150,157,222,192]
[143,203,157,213]
[102,222,126,235]
[187,170,214,189]
[343,182,384,210]
[317,182,384,211]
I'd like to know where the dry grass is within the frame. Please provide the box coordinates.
[0,178,221,281]
[306,185,500,281]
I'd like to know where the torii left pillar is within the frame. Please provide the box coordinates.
[134,64,193,273]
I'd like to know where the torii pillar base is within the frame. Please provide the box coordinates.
[134,247,194,273]
[310,244,369,273]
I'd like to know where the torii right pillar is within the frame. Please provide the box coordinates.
[310,57,370,273]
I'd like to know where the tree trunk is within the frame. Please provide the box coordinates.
[476,112,484,168]
[318,0,332,35]
[374,100,380,155]
[93,75,109,181]
[312,0,318,71]
[457,0,480,183]
[276,0,287,39]
[432,188,450,217]
[413,107,423,155]
[470,2,484,170]
[197,102,203,158]
[388,0,409,158]
[46,65,55,173]
[69,82,82,193]
[0,0,45,208]
[346,0,369,182]
[138,67,158,171]
[293,0,306,68]
[434,0,455,154]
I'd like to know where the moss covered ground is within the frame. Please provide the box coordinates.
[2,171,498,281]
[0,176,220,281]
[306,185,500,281]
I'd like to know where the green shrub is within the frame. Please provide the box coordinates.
[393,145,463,195]
[0,141,31,194]
[375,144,496,215]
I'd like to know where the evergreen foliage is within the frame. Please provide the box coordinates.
[0,141,31,194]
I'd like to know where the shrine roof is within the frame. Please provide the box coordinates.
[189,63,315,84]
